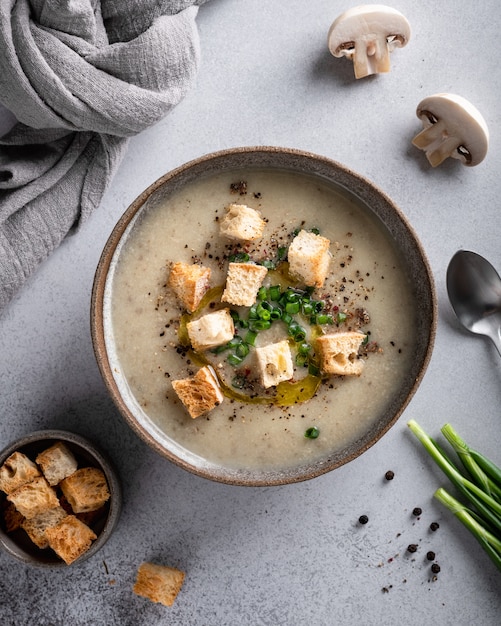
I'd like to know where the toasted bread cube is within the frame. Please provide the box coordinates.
[316,332,365,376]
[255,340,294,388]
[45,515,97,564]
[219,203,266,242]
[60,467,110,514]
[168,262,211,313]
[7,476,59,519]
[186,308,234,352]
[172,366,224,419]
[2,500,24,532]
[36,442,78,486]
[288,229,331,288]
[0,451,41,495]
[133,562,186,607]
[221,262,268,307]
[21,505,68,549]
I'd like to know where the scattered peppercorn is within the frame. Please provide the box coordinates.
[412,507,422,517]
[431,563,441,574]
[384,470,394,480]
[407,544,418,553]
[430,522,440,532]
[426,551,435,561]
[358,515,369,525]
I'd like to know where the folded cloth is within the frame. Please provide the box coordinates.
[0,0,209,312]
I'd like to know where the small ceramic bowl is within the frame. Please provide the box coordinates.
[0,430,122,567]
[91,146,437,486]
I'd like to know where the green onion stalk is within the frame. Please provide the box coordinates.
[408,419,501,573]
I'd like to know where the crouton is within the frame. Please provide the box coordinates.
[60,467,111,514]
[133,562,186,607]
[7,476,59,519]
[186,308,234,352]
[288,229,331,288]
[171,366,224,419]
[21,506,68,549]
[36,442,78,486]
[316,332,365,376]
[168,262,211,313]
[221,262,268,307]
[219,203,266,241]
[0,451,41,495]
[2,500,24,532]
[45,515,97,565]
[255,340,294,388]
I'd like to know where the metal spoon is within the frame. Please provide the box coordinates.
[446,250,501,356]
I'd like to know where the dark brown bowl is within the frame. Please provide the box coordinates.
[0,430,122,567]
[91,146,437,486]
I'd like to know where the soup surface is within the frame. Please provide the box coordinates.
[108,169,417,472]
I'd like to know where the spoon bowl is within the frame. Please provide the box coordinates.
[446,250,501,355]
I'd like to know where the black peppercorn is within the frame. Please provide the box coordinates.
[358,515,369,525]
[412,507,422,517]
[384,470,394,480]
[407,544,418,553]
[430,522,440,531]
[426,551,435,561]
[431,563,441,574]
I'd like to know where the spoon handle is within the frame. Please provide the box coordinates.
[489,329,501,357]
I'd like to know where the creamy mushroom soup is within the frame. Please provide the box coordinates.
[108,169,417,471]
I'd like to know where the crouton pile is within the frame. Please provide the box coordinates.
[0,442,110,564]
[168,202,369,419]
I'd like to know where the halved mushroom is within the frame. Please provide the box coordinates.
[412,94,489,167]
[328,5,411,79]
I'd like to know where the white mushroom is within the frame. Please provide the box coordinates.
[412,94,489,167]
[327,5,410,79]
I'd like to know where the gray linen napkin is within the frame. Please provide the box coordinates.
[0,0,208,311]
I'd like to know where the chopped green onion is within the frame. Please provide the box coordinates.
[256,302,271,320]
[260,259,276,270]
[235,343,250,358]
[316,314,333,325]
[302,301,314,316]
[211,343,230,354]
[286,290,300,303]
[229,309,240,323]
[244,330,258,346]
[270,306,282,321]
[295,353,308,367]
[248,305,258,320]
[257,286,268,301]
[314,300,325,312]
[232,374,246,389]
[281,312,293,326]
[293,327,306,342]
[227,353,243,366]
[336,312,347,324]
[229,252,250,263]
[298,342,312,355]
[227,336,243,348]
[310,227,320,235]
[251,319,271,331]
[285,301,300,315]
[269,285,281,301]
[308,362,320,376]
[238,319,249,329]
[362,334,369,346]
[277,247,288,261]
[304,426,320,439]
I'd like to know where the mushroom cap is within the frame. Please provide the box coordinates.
[413,93,489,167]
[328,4,411,58]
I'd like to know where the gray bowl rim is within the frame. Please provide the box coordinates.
[0,429,122,568]
[91,145,437,487]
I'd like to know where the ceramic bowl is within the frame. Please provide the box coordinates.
[91,146,437,486]
[0,430,121,567]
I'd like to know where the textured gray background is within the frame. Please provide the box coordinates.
[1,1,501,624]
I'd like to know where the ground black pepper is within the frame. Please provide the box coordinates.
[412,507,422,517]
[431,563,441,574]
[384,470,394,481]
[358,515,369,525]
[430,522,440,531]
[407,544,418,553]
[426,551,435,561]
